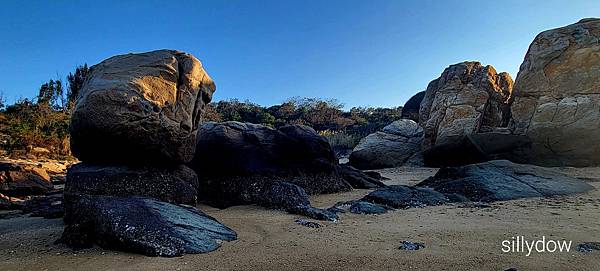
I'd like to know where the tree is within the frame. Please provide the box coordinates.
[37,79,64,110]
[66,64,89,109]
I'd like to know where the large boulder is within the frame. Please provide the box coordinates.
[349,119,423,169]
[70,49,215,164]
[401,91,425,122]
[59,195,237,257]
[190,122,352,207]
[509,18,600,166]
[64,163,199,207]
[419,62,513,150]
[418,160,594,202]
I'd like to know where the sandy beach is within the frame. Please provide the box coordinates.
[1,166,599,271]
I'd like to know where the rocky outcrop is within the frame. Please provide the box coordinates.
[418,160,594,202]
[60,195,236,257]
[401,91,425,122]
[419,62,513,150]
[0,162,54,197]
[349,119,423,169]
[190,121,354,207]
[509,18,600,166]
[70,49,215,164]
[62,50,235,256]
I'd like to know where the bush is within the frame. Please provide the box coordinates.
[0,99,71,158]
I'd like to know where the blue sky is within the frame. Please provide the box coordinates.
[0,0,598,108]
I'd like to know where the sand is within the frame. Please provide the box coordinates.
[1,166,599,271]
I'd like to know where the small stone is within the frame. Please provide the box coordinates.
[398,241,425,251]
[577,242,600,253]
[295,219,322,228]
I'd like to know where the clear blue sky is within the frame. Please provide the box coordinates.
[0,0,598,108]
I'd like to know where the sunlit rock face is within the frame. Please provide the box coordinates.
[509,18,600,166]
[419,61,513,150]
[70,49,215,164]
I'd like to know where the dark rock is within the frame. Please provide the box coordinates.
[362,185,450,208]
[504,268,518,271]
[254,181,338,221]
[398,241,425,250]
[65,163,198,206]
[577,242,600,253]
[337,164,386,189]
[70,50,215,165]
[0,163,54,197]
[294,205,339,221]
[22,194,64,219]
[0,210,22,219]
[59,195,236,257]
[255,181,310,210]
[333,200,391,214]
[401,91,425,122]
[190,122,351,207]
[418,160,594,202]
[295,219,322,228]
[423,132,532,167]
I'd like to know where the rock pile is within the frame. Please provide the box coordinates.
[61,50,235,256]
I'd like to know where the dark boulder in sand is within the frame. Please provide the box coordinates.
[65,163,198,206]
[332,200,391,214]
[60,195,236,257]
[70,50,216,165]
[240,181,338,221]
[337,164,386,189]
[190,121,352,207]
[0,162,54,197]
[418,160,594,202]
[362,185,451,208]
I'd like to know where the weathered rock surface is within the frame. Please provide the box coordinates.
[190,122,351,207]
[59,195,236,257]
[64,163,198,206]
[362,185,450,208]
[419,61,513,150]
[401,91,425,122]
[509,18,600,166]
[418,160,594,202]
[70,49,216,164]
[0,162,54,197]
[349,119,423,169]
